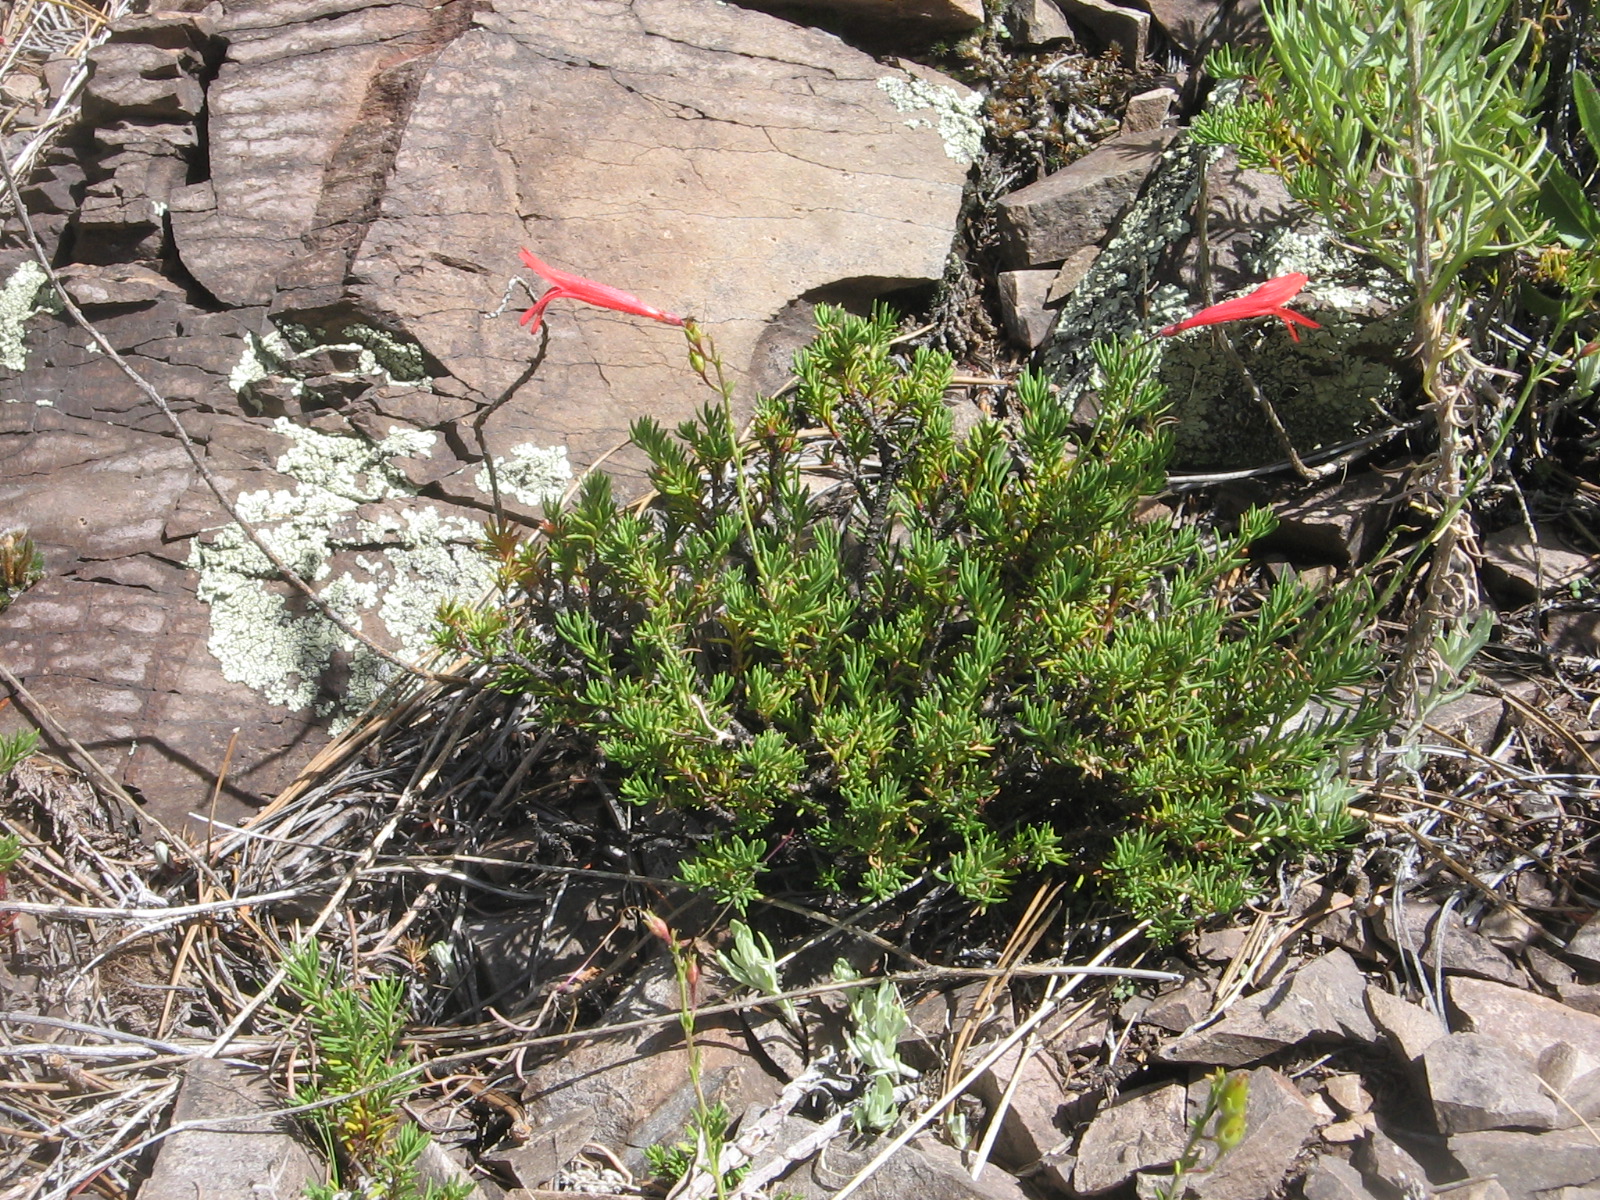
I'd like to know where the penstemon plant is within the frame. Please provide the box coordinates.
[439,306,1381,937]
[1189,0,1558,717]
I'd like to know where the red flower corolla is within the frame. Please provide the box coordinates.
[518,248,685,335]
[1158,273,1322,342]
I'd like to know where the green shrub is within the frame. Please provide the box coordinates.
[0,529,43,614]
[283,945,470,1200]
[439,307,1381,935]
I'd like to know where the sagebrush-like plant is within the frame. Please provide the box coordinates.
[439,306,1380,935]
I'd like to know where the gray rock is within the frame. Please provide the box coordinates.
[1007,0,1075,44]
[1448,1129,1600,1200]
[1567,912,1600,967]
[1057,0,1148,65]
[1351,1126,1434,1200]
[1447,976,1600,1083]
[994,129,1178,267]
[479,1109,595,1190]
[1266,473,1400,565]
[1479,525,1594,603]
[1428,691,1509,748]
[1302,1155,1380,1200]
[997,269,1058,349]
[1424,1033,1561,1134]
[1071,1082,1189,1194]
[520,955,781,1175]
[1547,611,1600,659]
[764,0,987,37]
[55,263,186,307]
[1141,975,1213,1033]
[1260,948,1376,1044]
[969,1040,1072,1170]
[84,42,204,122]
[1365,985,1447,1063]
[1123,86,1176,133]
[1376,894,1527,986]
[1047,244,1101,303]
[1162,950,1375,1067]
[757,1121,1034,1200]
[1141,0,1264,53]
[1191,1067,1321,1200]
[138,1058,319,1200]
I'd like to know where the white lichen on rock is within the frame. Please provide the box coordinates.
[191,419,494,728]
[475,442,572,508]
[877,76,985,165]
[0,261,52,372]
[227,330,294,397]
[227,322,431,407]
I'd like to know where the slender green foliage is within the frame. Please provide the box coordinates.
[0,729,38,778]
[440,308,1380,936]
[283,944,470,1200]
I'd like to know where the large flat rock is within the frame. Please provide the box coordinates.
[1,0,970,829]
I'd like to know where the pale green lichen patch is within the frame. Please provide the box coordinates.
[0,261,53,372]
[877,76,985,166]
[191,419,493,728]
[228,330,294,399]
[228,321,432,409]
[1162,223,1411,470]
[342,323,429,382]
[475,442,572,508]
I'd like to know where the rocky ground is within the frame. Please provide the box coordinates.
[0,0,1598,1197]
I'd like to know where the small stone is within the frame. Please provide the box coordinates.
[1262,949,1377,1045]
[1449,1129,1600,1200]
[1365,985,1447,1063]
[1478,907,1540,953]
[1142,0,1265,53]
[55,263,186,307]
[1047,245,1101,303]
[1320,1116,1376,1143]
[1007,0,1074,44]
[1427,691,1508,747]
[1547,610,1600,658]
[1323,1075,1371,1117]
[1122,86,1176,133]
[480,1109,595,1190]
[1528,946,1578,989]
[1142,976,1213,1033]
[1558,983,1600,1018]
[137,1059,319,1200]
[1267,473,1398,564]
[1479,525,1594,603]
[1191,1068,1320,1200]
[1351,1126,1433,1200]
[1424,1033,1560,1133]
[1566,912,1600,967]
[1196,928,1248,963]
[994,129,1177,267]
[1448,976,1600,1080]
[1302,1155,1380,1200]
[1071,1082,1189,1194]
[1374,895,1526,986]
[996,268,1059,349]
[969,1041,1071,1169]
[1057,0,1149,65]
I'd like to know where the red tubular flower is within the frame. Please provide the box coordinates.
[1158,273,1322,342]
[518,248,685,335]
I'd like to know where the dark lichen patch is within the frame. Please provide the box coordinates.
[1160,299,1413,471]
